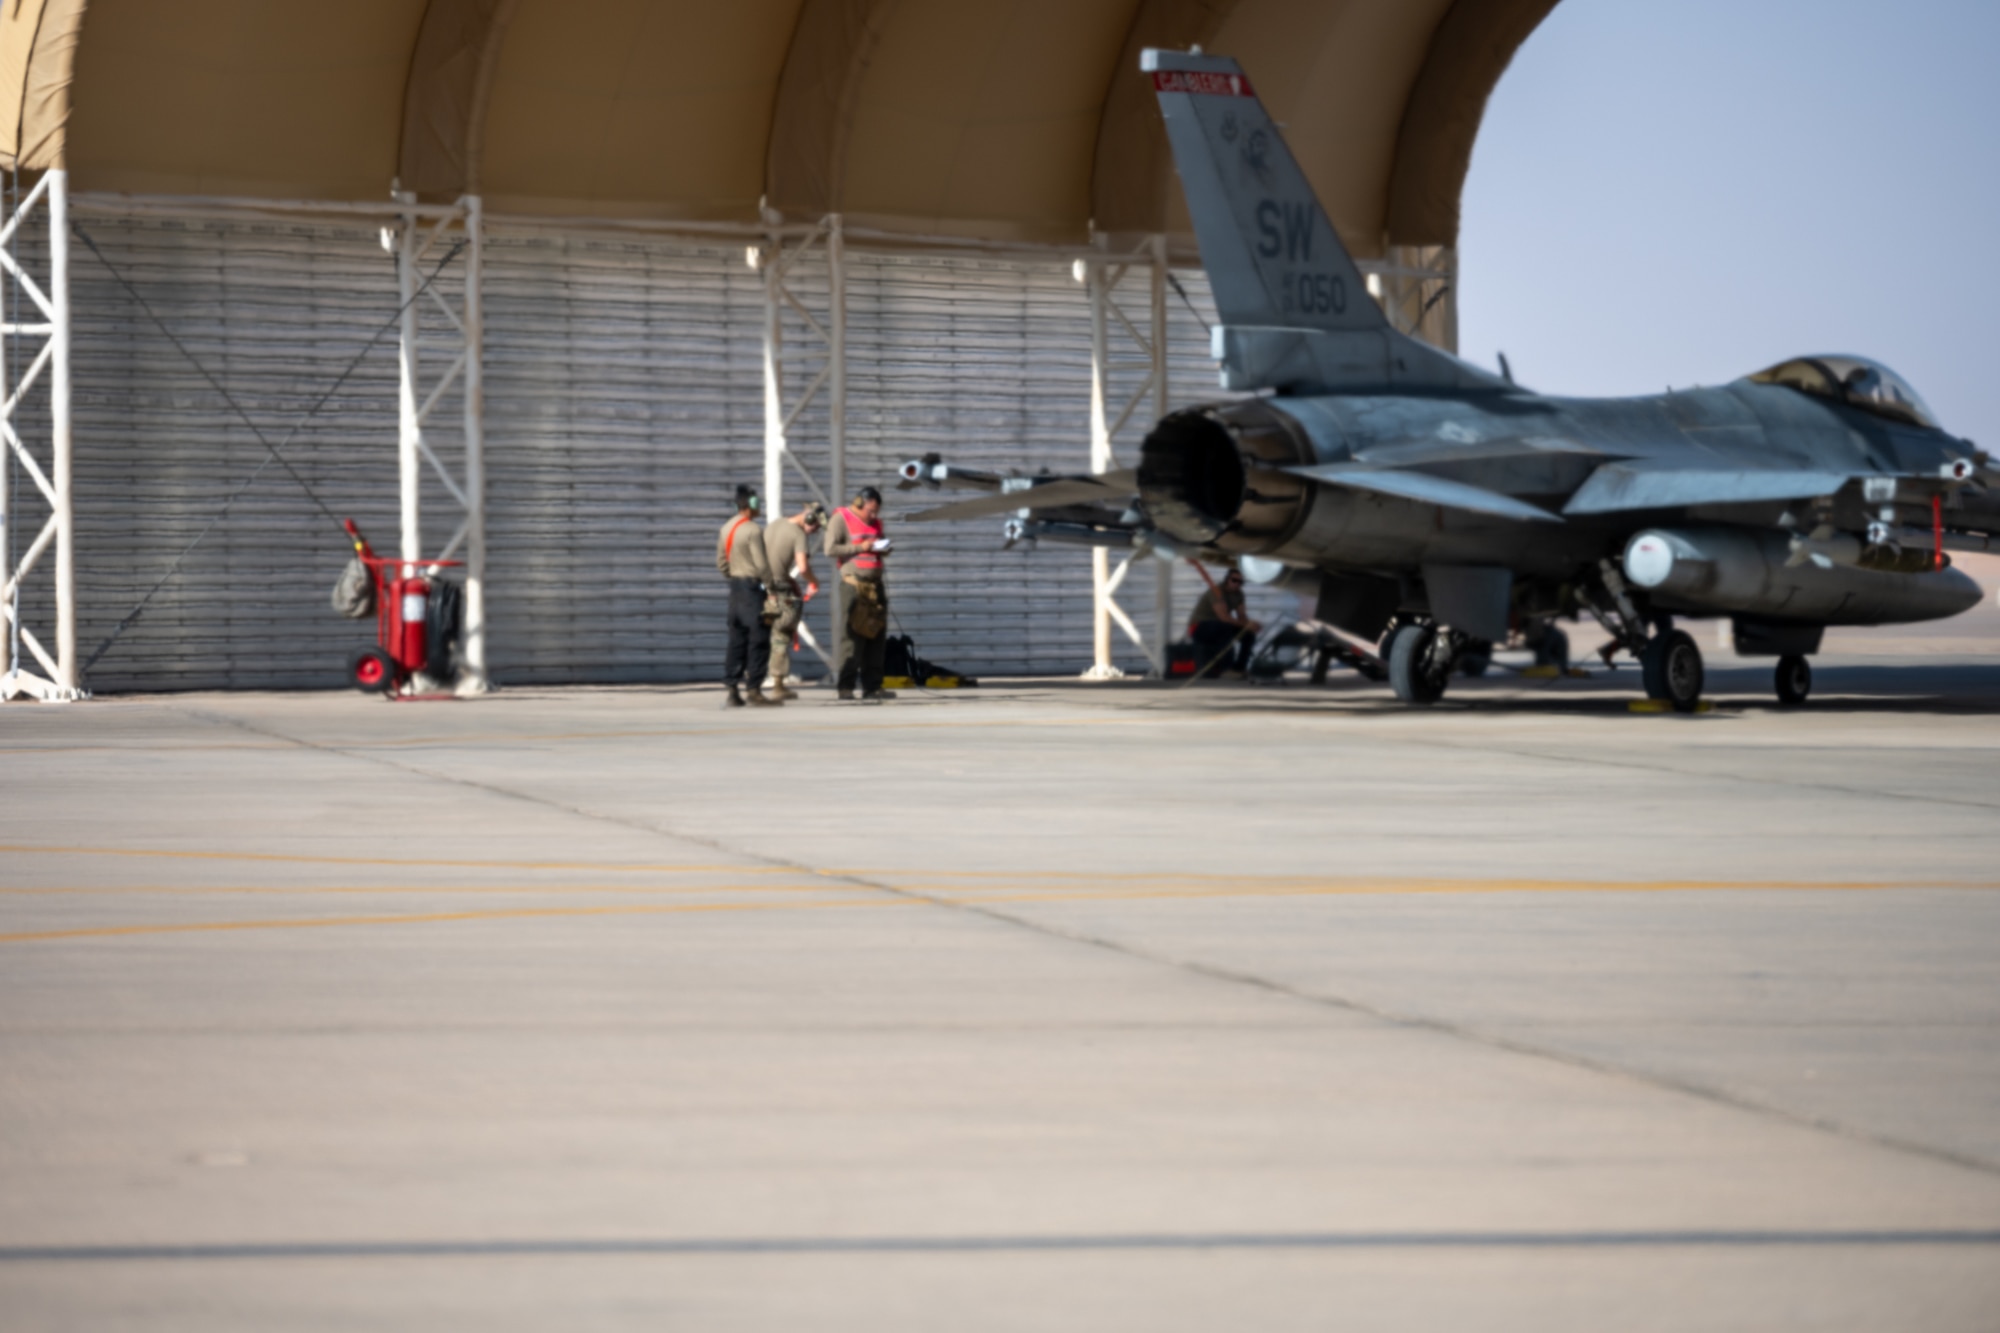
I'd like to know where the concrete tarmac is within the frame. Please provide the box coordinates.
[3,654,1999,1329]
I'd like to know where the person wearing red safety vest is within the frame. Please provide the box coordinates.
[716,483,780,708]
[824,486,894,701]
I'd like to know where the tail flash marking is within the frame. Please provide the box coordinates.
[1142,48,1381,338]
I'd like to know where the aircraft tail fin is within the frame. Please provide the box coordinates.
[1142,49,1383,338]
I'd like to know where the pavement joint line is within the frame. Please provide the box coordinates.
[169,702,2000,1184]
[5,1230,2000,1261]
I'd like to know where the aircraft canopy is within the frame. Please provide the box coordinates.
[1748,355,1940,430]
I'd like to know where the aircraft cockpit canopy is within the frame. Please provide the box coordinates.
[1747,355,1940,429]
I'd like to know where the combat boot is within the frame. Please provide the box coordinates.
[767,682,799,702]
[837,687,855,701]
[746,687,782,707]
[724,683,745,708]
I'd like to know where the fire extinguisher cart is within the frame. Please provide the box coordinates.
[341,518,461,696]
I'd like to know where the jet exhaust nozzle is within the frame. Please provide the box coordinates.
[1138,405,1312,555]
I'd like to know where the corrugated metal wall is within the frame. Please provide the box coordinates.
[39,210,1271,694]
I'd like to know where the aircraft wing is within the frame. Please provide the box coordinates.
[1563,464,1858,515]
[1284,463,1563,523]
[912,470,1144,520]
[905,471,1136,523]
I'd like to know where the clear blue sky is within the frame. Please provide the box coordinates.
[1459,0,2000,449]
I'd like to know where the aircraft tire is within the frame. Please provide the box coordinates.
[1653,629,1704,713]
[1640,637,1670,700]
[1388,622,1449,705]
[1775,654,1812,705]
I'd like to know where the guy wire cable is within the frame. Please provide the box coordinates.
[73,226,466,675]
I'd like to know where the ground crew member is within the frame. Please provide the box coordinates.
[1189,566,1260,677]
[717,483,780,708]
[761,500,824,700]
[825,485,894,701]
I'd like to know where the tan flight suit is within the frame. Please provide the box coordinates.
[716,512,774,689]
[762,518,813,685]
[825,507,889,695]
[1189,583,1251,675]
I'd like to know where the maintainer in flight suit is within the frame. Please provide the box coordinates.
[761,500,824,700]
[824,486,894,701]
[717,484,780,708]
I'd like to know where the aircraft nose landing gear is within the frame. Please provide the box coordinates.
[1774,653,1812,705]
[1640,628,1705,713]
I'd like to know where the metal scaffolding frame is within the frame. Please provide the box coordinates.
[0,168,80,702]
[6,182,1460,698]
[1371,245,1458,354]
[391,191,488,693]
[754,212,842,676]
[1080,235,1172,680]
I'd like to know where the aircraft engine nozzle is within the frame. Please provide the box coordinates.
[1622,527,1982,626]
[1138,404,1311,555]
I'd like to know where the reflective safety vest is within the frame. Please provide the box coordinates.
[837,506,883,574]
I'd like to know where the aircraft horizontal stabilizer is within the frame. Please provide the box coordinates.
[906,473,1134,523]
[1563,465,1857,515]
[1285,463,1562,523]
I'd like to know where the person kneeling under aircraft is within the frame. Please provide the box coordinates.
[1189,567,1261,678]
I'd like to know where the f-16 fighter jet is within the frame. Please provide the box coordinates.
[901,49,1996,710]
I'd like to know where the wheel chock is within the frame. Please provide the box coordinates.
[1627,698,1713,714]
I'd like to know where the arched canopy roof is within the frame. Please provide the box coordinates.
[1,0,1555,255]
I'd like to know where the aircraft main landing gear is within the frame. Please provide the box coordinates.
[1386,621,1458,705]
[1774,653,1812,705]
[1640,629,1704,713]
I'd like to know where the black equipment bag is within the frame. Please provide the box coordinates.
[426,578,464,679]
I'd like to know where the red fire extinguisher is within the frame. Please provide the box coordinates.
[387,574,431,676]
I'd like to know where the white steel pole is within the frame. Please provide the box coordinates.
[460,196,488,693]
[761,234,784,521]
[0,192,12,686]
[395,193,422,574]
[48,168,75,697]
[827,214,847,658]
[828,215,847,508]
[1086,252,1114,678]
[1150,234,1172,677]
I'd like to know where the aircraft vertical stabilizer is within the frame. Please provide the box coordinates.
[1143,49,1490,394]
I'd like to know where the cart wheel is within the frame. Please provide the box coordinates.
[350,647,395,694]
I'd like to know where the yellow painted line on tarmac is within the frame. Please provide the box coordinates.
[326,712,1198,750]
[938,877,2000,904]
[0,882,843,898]
[842,868,2000,893]
[0,844,795,875]
[0,742,291,756]
[8,871,1994,946]
[0,897,896,944]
